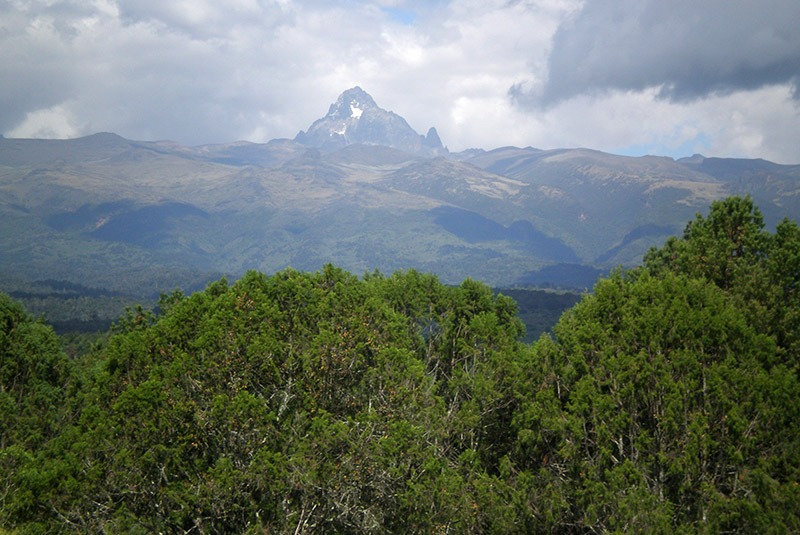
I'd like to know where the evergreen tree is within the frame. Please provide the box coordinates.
[0,292,73,528]
[644,195,800,363]
[513,270,800,531]
[2,197,798,533]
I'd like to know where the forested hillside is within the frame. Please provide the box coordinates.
[1,197,798,533]
[3,128,800,292]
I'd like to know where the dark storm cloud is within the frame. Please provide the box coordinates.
[513,0,800,106]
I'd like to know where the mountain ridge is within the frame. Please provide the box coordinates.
[1,87,798,294]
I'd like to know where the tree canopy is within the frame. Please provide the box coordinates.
[1,196,798,533]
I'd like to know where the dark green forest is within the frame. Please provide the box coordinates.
[1,197,799,533]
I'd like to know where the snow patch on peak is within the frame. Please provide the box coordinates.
[350,105,363,119]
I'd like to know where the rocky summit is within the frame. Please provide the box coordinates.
[295,86,446,156]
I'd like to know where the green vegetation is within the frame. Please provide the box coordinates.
[499,288,582,342]
[1,197,798,533]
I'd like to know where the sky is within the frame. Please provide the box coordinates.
[2,0,799,163]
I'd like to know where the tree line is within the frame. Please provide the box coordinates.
[1,196,798,533]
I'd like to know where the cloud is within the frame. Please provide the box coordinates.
[511,84,800,163]
[0,0,798,163]
[0,0,574,145]
[0,1,88,134]
[7,104,82,139]
[1,0,362,142]
[514,0,800,106]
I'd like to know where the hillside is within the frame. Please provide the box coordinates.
[1,89,799,299]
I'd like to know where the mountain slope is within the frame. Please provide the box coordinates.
[1,88,798,294]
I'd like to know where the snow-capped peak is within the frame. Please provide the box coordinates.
[295,87,447,156]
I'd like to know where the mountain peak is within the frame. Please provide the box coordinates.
[295,88,447,156]
[423,127,443,150]
[325,87,378,120]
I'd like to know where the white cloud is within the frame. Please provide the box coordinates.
[7,104,82,139]
[0,0,798,163]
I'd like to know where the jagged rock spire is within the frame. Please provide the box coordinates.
[295,87,447,156]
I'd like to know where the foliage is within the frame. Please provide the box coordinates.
[644,195,800,362]
[2,267,527,532]
[0,293,75,531]
[512,269,799,531]
[0,293,73,450]
[1,197,798,533]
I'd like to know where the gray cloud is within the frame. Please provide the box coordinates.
[1,0,797,163]
[115,0,294,40]
[0,2,84,133]
[0,0,357,143]
[514,0,800,106]
[1,0,557,146]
